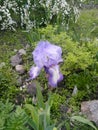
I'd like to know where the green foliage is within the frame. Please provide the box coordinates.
[0,100,29,130]
[50,93,66,119]
[0,29,28,63]
[0,30,31,102]
[29,25,97,75]
[57,114,98,130]
[0,90,97,130]
[24,81,57,130]
[67,69,98,109]
[66,70,97,91]
[36,81,45,109]
[68,9,98,42]
[27,25,98,103]
[0,11,98,130]
[0,0,80,30]
[0,67,19,101]
[71,116,97,130]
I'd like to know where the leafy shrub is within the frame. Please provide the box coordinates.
[0,82,58,130]
[0,100,29,130]
[27,25,98,101]
[50,93,66,119]
[70,116,97,130]
[66,70,97,89]
[68,9,98,42]
[0,67,19,101]
[32,25,97,75]
[0,0,80,30]
[0,100,97,130]
[0,29,31,102]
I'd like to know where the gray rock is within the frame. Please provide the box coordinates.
[25,44,30,49]
[26,81,37,96]
[17,76,23,86]
[15,94,25,105]
[15,65,25,74]
[72,86,78,96]
[81,100,98,126]
[14,49,18,52]
[0,62,5,69]
[60,105,69,113]
[26,81,44,98]
[10,54,22,67]
[18,49,26,55]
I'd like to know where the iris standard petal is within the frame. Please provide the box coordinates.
[29,66,41,79]
[45,65,63,87]
[33,41,63,68]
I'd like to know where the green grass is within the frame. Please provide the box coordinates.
[0,29,32,102]
[0,29,29,63]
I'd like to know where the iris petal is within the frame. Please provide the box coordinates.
[29,66,41,79]
[33,41,63,68]
[29,41,63,87]
[45,65,63,87]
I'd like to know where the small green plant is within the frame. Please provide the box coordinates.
[24,81,57,130]
[71,116,97,130]
[0,68,19,101]
[0,100,29,130]
[57,115,97,130]
[50,93,66,119]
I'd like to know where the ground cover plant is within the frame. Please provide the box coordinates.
[0,1,98,129]
[0,82,97,130]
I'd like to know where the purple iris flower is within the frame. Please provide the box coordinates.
[29,41,63,87]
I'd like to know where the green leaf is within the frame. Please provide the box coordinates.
[39,112,44,130]
[25,104,39,130]
[65,122,71,130]
[27,117,38,130]
[44,96,52,128]
[0,118,5,130]
[45,125,56,130]
[71,116,97,130]
[36,81,45,109]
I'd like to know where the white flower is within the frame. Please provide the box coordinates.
[0,0,80,31]
[0,16,2,21]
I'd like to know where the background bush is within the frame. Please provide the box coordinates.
[0,100,29,130]
[67,9,98,42]
[27,24,98,102]
[0,0,80,31]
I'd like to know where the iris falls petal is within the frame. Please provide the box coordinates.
[46,65,63,87]
[29,66,41,79]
